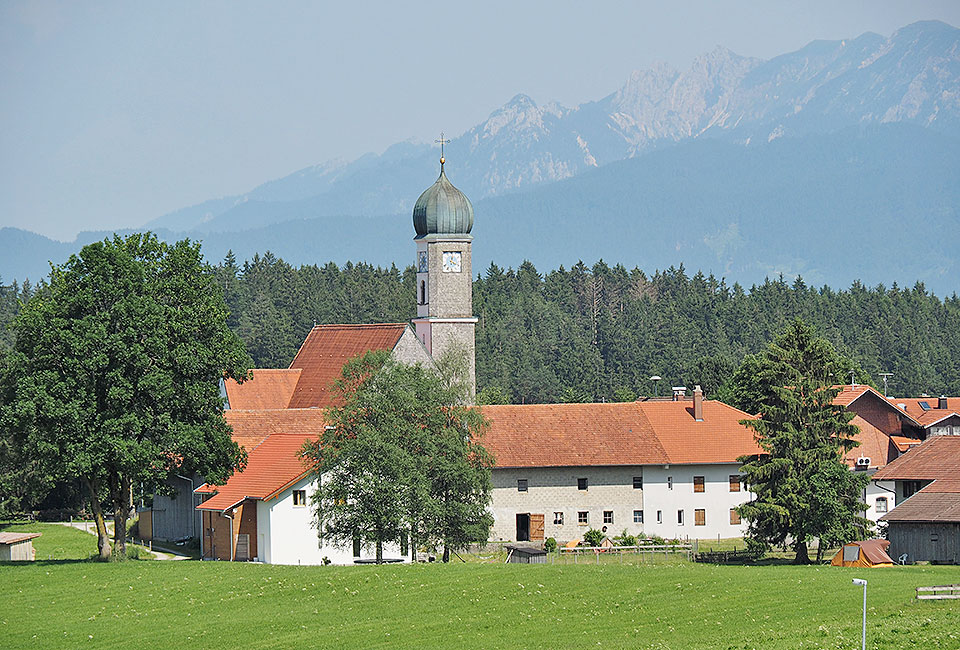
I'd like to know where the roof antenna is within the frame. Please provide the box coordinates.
[850,371,856,390]
[435,132,450,170]
[879,373,893,397]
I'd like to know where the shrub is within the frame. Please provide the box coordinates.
[613,530,637,547]
[583,528,605,547]
[544,537,557,553]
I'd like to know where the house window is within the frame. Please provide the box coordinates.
[603,511,614,524]
[730,509,741,525]
[292,489,307,506]
[695,509,706,526]
[694,476,705,493]
[578,511,588,525]
[903,481,922,498]
[517,479,528,492]
[729,475,741,492]
[667,476,673,490]
[875,497,888,514]
[677,510,684,525]
[554,512,564,525]
[633,510,644,524]
[578,477,588,491]
[633,476,643,489]
[656,510,662,524]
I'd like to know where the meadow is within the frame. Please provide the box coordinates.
[1,527,958,650]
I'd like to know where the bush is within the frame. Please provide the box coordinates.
[582,528,605,547]
[544,537,557,553]
[613,530,637,547]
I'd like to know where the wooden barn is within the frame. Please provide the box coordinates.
[0,532,41,561]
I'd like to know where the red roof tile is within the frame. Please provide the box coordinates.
[873,435,960,481]
[481,400,760,469]
[223,408,329,453]
[886,396,959,428]
[287,324,408,409]
[224,369,302,410]
[890,435,922,453]
[842,415,894,469]
[634,400,762,464]
[880,480,960,523]
[197,433,317,512]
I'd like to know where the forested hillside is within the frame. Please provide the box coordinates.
[3,255,959,403]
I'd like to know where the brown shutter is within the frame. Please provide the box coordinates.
[694,476,705,493]
[530,514,545,541]
[729,475,741,492]
[695,509,706,526]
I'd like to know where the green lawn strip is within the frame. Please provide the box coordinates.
[0,521,156,561]
[0,561,957,649]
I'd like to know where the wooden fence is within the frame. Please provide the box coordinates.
[558,543,693,564]
[916,585,960,600]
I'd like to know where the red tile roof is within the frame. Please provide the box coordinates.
[223,408,329,453]
[286,324,408,409]
[480,403,667,468]
[873,435,960,481]
[635,400,763,465]
[889,435,922,453]
[224,369,302,410]
[196,433,317,512]
[886,396,959,428]
[842,415,893,469]
[480,400,760,469]
[832,384,875,407]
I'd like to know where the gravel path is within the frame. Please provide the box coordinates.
[58,521,191,560]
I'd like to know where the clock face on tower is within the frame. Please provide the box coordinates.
[442,251,462,273]
[417,251,428,273]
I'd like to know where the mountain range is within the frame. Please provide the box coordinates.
[3,20,959,295]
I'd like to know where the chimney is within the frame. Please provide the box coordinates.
[672,386,687,401]
[939,395,948,410]
[693,385,704,421]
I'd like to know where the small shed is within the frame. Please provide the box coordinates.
[0,532,41,561]
[506,544,547,564]
[831,539,894,568]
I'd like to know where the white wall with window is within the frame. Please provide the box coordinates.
[642,464,751,539]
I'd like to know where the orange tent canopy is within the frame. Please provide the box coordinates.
[831,539,894,567]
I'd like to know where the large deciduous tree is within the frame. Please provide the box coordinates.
[306,350,493,564]
[4,234,249,559]
[736,319,870,564]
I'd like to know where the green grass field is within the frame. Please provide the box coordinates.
[2,554,958,649]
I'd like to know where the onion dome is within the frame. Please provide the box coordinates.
[413,161,474,237]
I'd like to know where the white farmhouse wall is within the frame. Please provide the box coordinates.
[257,475,411,566]
[491,466,646,543]
[640,464,750,540]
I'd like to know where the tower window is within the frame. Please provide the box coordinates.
[420,280,426,305]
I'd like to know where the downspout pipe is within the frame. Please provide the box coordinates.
[223,510,235,561]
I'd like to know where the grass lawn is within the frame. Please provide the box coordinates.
[0,521,154,561]
[1,558,957,649]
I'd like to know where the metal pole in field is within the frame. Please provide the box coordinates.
[852,579,867,650]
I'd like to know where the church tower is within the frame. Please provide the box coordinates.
[411,148,477,397]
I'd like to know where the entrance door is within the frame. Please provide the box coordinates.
[530,514,545,542]
[236,534,250,561]
[516,513,530,541]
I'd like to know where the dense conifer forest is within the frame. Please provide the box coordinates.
[3,252,959,403]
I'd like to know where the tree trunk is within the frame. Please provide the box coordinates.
[112,474,131,558]
[83,476,111,561]
[815,539,825,564]
[442,545,450,563]
[376,540,383,564]
[793,540,810,564]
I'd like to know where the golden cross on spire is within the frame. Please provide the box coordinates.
[435,132,450,166]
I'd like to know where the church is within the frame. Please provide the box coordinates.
[139,152,763,564]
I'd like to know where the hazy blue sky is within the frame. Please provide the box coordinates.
[2,1,959,241]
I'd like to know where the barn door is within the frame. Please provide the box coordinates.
[530,514,545,542]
